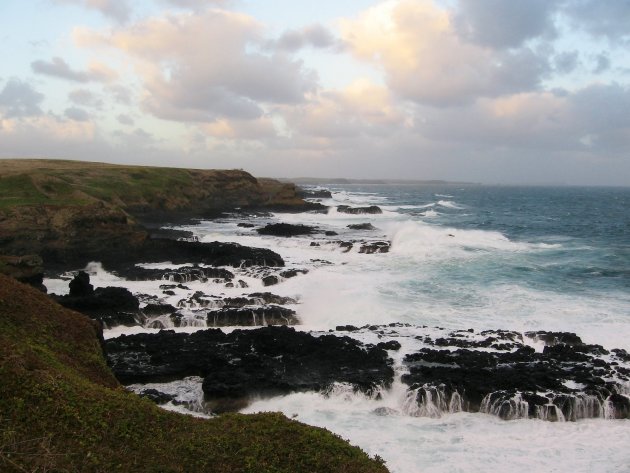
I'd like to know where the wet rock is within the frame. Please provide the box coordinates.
[138,240,285,269]
[297,188,332,199]
[359,242,390,254]
[377,340,402,351]
[401,331,630,420]
[207,306,298,326]
[106,326,394,406]
[262,275,279,286]
[279,269,309,279]
[68,271,93,297]
[325,231,338,236]
[237,223,255,228]
[248,293,298,305]
[348,223,376,231]
[138,389,176,405]
[256,223,317,237]
[143,303,177,316]
[337,205,382,215]
[53,273,142,328]
[117,266,234,283]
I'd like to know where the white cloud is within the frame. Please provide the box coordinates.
[75,10,317,123]
[340,0,550,106]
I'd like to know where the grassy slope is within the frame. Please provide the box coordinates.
[0,275,388,473]
[0,159,207,210]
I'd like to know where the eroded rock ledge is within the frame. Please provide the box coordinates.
[106,326,395,412]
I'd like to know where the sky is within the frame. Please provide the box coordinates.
[1,0,629,185]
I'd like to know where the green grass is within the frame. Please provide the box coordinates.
[0,275,389,473]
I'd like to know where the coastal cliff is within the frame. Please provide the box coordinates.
[0,274,388,472]
[0,159,313,273]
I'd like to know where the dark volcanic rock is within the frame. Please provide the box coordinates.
[279,269,309,279]
[337,205,382,215]
[297,188,333,199]
[401,330,630,420]
[55,286,141,328]
[325,231,338,236]
[348,223,377,231]
[237,222,256,228]
[69,271,93,296]
[105,326,394,407]
[248,293,298,305]
[207,306,299,326]
[119,266,235,283]
[359,242,390,254]
[139,240,284,268]
[262,275,279,287]
[256,223,317,237]
[143,303,178,316]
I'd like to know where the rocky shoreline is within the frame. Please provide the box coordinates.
[2,160,629,427]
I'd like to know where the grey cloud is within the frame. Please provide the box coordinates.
[144,85,264,122]
[0,79,44,118]
[69,89,103,108]
[53,0,131,23]
[554,51,580,74]
[274,24,339,52]
[563,0,630,41]
[64,107,91,121]
[593,53,611,74]
[454,0,559,48]
[112,128,156,148]
[117,114,134,125]
[107,85,133,105]
[32,57,113,83]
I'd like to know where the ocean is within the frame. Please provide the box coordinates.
[46,184,630,472]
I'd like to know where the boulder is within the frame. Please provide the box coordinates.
[337,205,382,215]
[256,223,317,237]
[348,223,376,231]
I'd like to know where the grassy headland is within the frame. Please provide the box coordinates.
[0,159,311,272]
[0,274,388,472]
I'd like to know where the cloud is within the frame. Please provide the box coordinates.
[563,0,630,41]
[284,79,408,140]
[31,57,117,83]
[593,53,611,74]
[64,107,91,121]
[554,51,580,74]
[0,79,44,118]
[340,0,550,106]
[75,10,317,123]
[273,24,340,52]
[159,0,231,10]
[117,114,134,125]
[69,88,103,108]
[53,0,131,23]
[453,0,559,48]
[107,85,133,104]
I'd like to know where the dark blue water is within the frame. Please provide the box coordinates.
[330,184,630,294]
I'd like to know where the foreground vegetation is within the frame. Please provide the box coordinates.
[0,275,388,472]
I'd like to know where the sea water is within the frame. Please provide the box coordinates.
[47,184,630,472]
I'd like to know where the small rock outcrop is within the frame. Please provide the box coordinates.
[256,223,317,237]
[337,205,382,215]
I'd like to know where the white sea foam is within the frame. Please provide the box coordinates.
[437,200,463,209]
